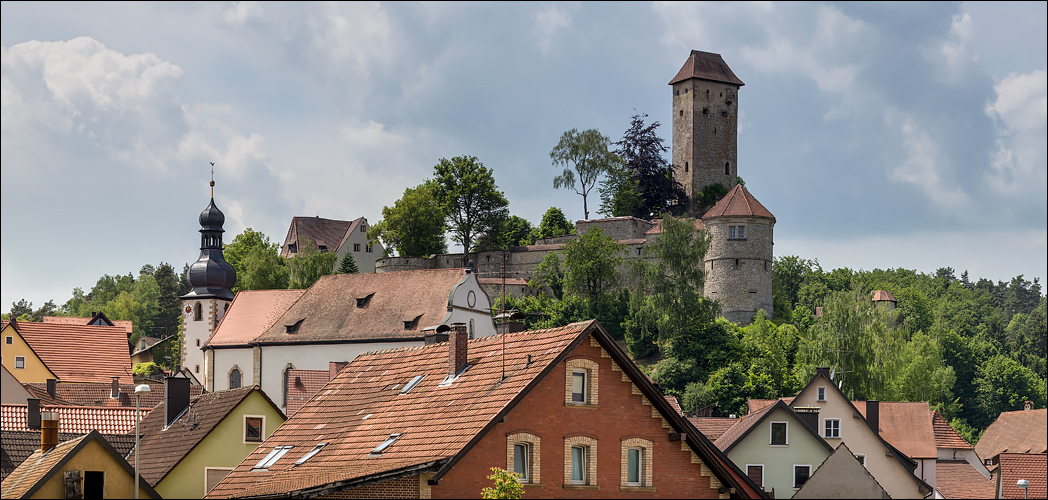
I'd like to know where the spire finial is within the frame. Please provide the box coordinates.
[209,162,215,198]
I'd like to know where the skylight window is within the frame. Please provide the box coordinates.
[400,375,425,394]
[370,433,402,455]
[294,443,328,465]
[253,445,293,470]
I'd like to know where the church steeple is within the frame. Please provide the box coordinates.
[181,178,236,301]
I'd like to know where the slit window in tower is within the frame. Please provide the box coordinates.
[684,162,688,172]
[725,162,730,175]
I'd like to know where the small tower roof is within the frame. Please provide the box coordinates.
[668,50,745,86]
[199,198,225,230]
[701,185,775,221]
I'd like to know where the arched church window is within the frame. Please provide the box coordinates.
[230,367,242,389]
[194,302,203,321]
[725,162,730,175]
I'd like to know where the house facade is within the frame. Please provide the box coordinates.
[206,320,762,498]
[1,320,130,384]
[280,216,384,274]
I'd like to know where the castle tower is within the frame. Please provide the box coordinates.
[701,185,775,324]
[180,180,236,379]
[669,50,744,216]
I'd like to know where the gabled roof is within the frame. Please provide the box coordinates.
[853,400,938,459]
[4,321,131,383]
[935,460,995,499]
[871,290,897,302]
[1,430,134,481]
[996,453,1047,499]
[25,382,203,408]
[975,408,1047,458]
[701,185,775,221]
[668,50,745,86]
[664,395,683,416]
[1,404,139,435]
[43,314,134,335]
[127,386,280,487]
[205,290,306,347]
[714,399,833,454]
[0,430,160,499]
[280,216,358,257]
[688,416,738,440]
[207,321,762,499]
[793,443,888,499]
[931,410,972,450]
[251,269,475,345]
[285,369,330,416]
[747,397,794,414]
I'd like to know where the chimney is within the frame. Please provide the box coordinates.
[449,323,468,376]
[40,411,59,453]
[815,367,831,380]
[329,361,349,380]
[1024,400,1034,411]
[46,379,57,399]
[866,400,880,437]
[27,398,42,430]
[165,375,191,426]
[110,376,120,399]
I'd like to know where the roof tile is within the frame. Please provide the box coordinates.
[7,321,131,383]
[931,410,972,449]
[996,453,1047,499]
[854,401,938,459]
[206,290,306,346]
[975,408,1047,458]
[668,50,745,86]
[701,185,775,220]
[934,460,995,499]
[2,404,139,435]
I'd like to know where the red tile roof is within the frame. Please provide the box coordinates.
[702,185,775,220]
[713,400,779,450]
[285,369,330,416]
[205,290,306,346]
[668,50,745,86]
[7,321,132,383]
[975,408,1047,458]
[996,453,1047,499]
[854,401,938,459]
[206,321,757,499]
[127,387,280,487]
[43,315,135,335]
[280,216,359,257]
[1,430,135,481]
[935,460,995,499]
[665,395,683,416]
[25,382,203,409]
[687,416,738,441]
[747,398,793,414]
[931,410,972,449]
[872,290,898,302]
[2,404,140,434]
[252,269,475,344]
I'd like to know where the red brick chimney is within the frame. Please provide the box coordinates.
[449,323,468,377]
[329,361,349,381]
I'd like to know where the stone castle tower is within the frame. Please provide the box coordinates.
[180,180,236,377]
[671,51,775,323]
[670,50,744,216]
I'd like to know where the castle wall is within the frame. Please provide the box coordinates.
[703,216,774,323]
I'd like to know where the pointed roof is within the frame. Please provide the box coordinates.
[669,50,745,86]
[702,185,775,220]
[853,400,938,460]
[713,399,833,454]
[0,430,160,499]
[280,216,360,257]
[792,443,889,499]
[931,410,972,450]
[206,321,762,499]
[3,321,130,384]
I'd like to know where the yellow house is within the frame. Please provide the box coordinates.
[0,430,159,499]
[127,384,286,498]
[1,322,57,384]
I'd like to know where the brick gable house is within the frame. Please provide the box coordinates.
[206,320,762,498]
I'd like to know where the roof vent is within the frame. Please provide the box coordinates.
[369,433,402,456]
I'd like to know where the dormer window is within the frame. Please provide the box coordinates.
[288,243,297,253]
[356,293,374,308]
[404,315,422,331]
[318,245,328,252]
[286,319,304,334]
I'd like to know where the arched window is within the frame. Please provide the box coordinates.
[194,302,203,321]
[230,367,242,389]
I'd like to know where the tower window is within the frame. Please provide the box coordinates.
[194,303,203,321]
[679,110,683,117]
[675,89,679,96]
[684,88,688,93]
[684,162,688,172]
[725,162,730,175]
[703,108,708,115]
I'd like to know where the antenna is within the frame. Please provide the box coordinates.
[829,368,835,381]
[501,254,507,380]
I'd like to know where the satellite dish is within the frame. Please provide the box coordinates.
[838,380,843,389]
[829,368,836,380]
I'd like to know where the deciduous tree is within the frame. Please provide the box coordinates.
[551,128,619,220]
[433,156,509,256]
[607,113,685,219]
[367,181,447,257]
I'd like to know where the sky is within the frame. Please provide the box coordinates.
[2,2,1045,311]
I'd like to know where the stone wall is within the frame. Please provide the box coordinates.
[703,216,774,323]
[672,78,740,216]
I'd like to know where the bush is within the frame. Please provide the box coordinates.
[481,467,524,499]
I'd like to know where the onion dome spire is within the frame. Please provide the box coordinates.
[181,174,237,300]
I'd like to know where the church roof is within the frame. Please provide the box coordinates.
[205,290,306,347]
[668,50,745,86]
[701,185,775,220]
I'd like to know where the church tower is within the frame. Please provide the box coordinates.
[180,179,236,379]
[669,50,744,216]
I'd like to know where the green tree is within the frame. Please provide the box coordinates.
[597,161,642,217]
[367,180,447,257]
[480,467,524,499]
[288,237,338,289]
[433,156,510,255]
[551,128,619,220]
[29,300,58,322]
[529,207,574,243]
[502,215,534,248]
[10,299,33,319]
[609,113,685,219]
[224,229,288,292]
[153,263,181,339]
[528,253,565,301]
[973,355,1045,428]
[337,252,360,274]
[561,227,626,302]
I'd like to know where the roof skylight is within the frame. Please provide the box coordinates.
[370,433,402,455]
[294,443,328,465]
[253,445,293,470]
[400,375,425,394]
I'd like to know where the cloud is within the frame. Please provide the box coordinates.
[889,118,968,211]
[531,3,573,54]
[985,69,1048,196]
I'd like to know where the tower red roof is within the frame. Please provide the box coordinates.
[669,50,745,86]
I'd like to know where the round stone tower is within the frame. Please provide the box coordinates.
[701,185,775,324]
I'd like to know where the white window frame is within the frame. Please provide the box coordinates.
[854,453,866,467]
[204,467,234,494]
[244,415,266,444]
[570,445,587,485]
[6,336,14,344]
[15,356,25,369]
[507,432,541,485]
[626,447,643,486]
[793,464,811,489]
[253,445,292,470]
[513,443,530,483]
[746,464,765,489]
[817,386,826,401]
[571,370,587,404]
[770,421,788,446]
[824,418,841,439]
[738,226,745,238]
[729,226,737,239]
[353,243,361,252]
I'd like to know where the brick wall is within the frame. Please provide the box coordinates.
[315,475,419,499]
[431,335,728,499]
